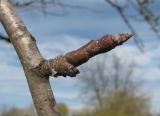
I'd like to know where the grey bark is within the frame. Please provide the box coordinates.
[0,0,59,116]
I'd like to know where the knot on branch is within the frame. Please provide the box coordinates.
[39,56,79,77]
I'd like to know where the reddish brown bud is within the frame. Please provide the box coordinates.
[65,33,133,67]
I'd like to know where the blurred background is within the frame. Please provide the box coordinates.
[0,0,160,116]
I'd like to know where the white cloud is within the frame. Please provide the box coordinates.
[54,91,78,100]
[38,35,88,58]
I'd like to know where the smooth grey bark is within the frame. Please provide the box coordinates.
[0,0,59,116]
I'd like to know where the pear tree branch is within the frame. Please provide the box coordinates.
[39,33,132,77]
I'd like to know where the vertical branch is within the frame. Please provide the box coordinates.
[0,0,59,116]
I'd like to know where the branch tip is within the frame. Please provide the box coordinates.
[109,33,133,45]
[40,33,132,77]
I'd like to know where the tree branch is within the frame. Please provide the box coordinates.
[39,33,132,77]
[0,34,10,43]
[0,1,59,116]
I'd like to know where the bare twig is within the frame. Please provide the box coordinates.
[0,34,10,43]
[40,33,133,77]
[13,0,104,15]
[106,0,160,51]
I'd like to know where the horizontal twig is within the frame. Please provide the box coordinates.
[65,33,132,67]
[40,33,133,77]
[0,34,10,43]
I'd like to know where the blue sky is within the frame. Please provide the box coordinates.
[0,0,160,113]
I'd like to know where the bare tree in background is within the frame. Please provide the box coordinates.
[78,55,151,116]
[78,57,109,109]
[78,55,136,107]
[105,0,160,51]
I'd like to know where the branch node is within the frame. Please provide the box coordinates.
[39,56,79,77]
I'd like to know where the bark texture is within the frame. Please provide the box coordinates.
[0,0,132,116]
[0,0,59,116]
